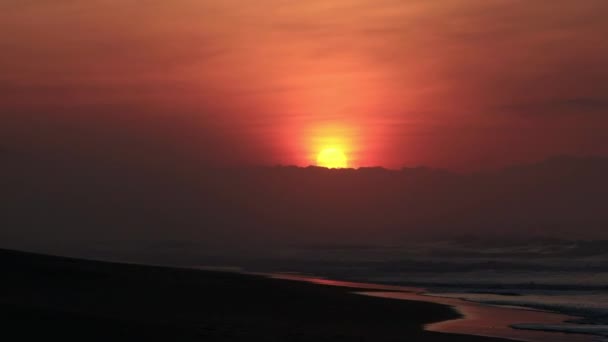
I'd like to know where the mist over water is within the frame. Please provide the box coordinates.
[3,149,608,340]
[2,1,608,341]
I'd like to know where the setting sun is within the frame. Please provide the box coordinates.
[317,148,348,169]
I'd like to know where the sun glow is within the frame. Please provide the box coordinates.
[317,148,348,168]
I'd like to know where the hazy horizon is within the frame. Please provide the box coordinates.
[2,0,608,171]
[2,3,608,340]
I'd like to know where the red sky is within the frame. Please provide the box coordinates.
[2,0,608,170]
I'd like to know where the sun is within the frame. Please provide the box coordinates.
[317,148,348,168]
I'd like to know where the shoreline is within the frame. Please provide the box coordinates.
[0,248,511,341]
[1,248,600,341]
[263,273,597,342]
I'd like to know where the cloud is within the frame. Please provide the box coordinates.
[497,97,608,117]
[2,0,608,169]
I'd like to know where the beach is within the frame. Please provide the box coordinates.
[0,248,511,341]
[267,274,597,342]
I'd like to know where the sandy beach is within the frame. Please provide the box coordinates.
[0,248,514,341]
[267,274,596,342]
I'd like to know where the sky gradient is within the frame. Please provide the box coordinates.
[2,0,608,170]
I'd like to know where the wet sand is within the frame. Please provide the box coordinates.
[269,274,595,342]
[363,291,593,342]
[0,248,510,342]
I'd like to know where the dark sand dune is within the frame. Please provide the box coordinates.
[0,249,510,341]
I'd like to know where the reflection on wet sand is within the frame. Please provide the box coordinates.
[268,274,594,342]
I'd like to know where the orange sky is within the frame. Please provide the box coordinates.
[1,0,608,170]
